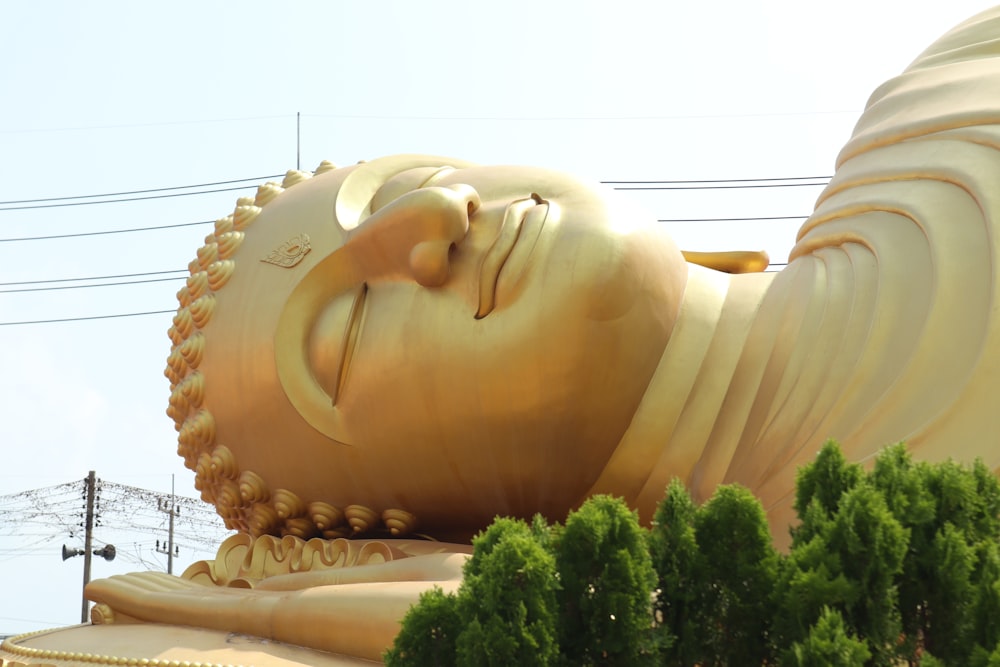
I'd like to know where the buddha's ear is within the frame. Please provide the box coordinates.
[681,250,770,274]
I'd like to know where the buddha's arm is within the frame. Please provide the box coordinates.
[85,553,469,661]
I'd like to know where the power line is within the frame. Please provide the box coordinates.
[0,172,821,325]
[657,215,806,222]
[0,220,213,243]
[0,214,808,299]
[0,258,796,323]
[603,176,830,184]
[0,175,284,206]
[0,276,185,294]
[304,111,858,121]
[613,182,827,191]
[0,614,70,627]
[0,269,187,287]
[0,213,812,245]
[0,214,807,292]
[0,175,829,215]
[0,310,175,327]
[0,185,263,212]
[0,114,290,135]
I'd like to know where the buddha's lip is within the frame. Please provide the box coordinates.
[475,196,546,319]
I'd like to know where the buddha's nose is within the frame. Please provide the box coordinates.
[349,184,481,287]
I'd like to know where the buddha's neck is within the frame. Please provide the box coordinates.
[651,257,863,525]
[587,259,866,524]
[586,264,778,521]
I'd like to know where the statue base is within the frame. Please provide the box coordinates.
[0,623,377,666]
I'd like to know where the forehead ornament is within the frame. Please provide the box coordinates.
[261,233,313,268]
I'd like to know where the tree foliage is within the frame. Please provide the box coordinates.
[387,441,1000,666]
[383,586,462,666]
[554,495,657,665]
[694,484,780,665]
[456,520,560,666]
[786,606,871,667]
[649,478,699,665]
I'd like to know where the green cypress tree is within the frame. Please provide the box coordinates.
[384,586,462,667]
[649,478,700,665]
[869,444,938,661]
[826,484,908,666]
[966,542,1000,666]
[793,440,864,545]
[693,484,780,666]
[869,446,1000,663]
[773,514,859,652]
[786,606,871,667]
[554,495,657,666]
[455,518,560,667]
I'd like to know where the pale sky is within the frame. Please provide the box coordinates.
[1,0,997,635]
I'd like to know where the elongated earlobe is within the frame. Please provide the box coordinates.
[682,250,770,273]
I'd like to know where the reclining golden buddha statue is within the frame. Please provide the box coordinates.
[5,5,1000,666]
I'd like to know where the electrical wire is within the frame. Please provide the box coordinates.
[0,172,822,325]
[0,256,794,323]
[0,269,187,287]
[0,614,70,627]
[613,182,827,190]
[0,114,291,135]
[0,220,214,243]
[0,176,285,206]
[0,207,804,320]
[0,185,263,211]
[603,176,830,184]
[0,175,829,215]
[0,276,185,294]
[305,111,858,121]
[657,215,806,222]
[0,171,825,245]
[0,215,809,244]
[0,213,805,295]
[0,310,176,327]
[0,173,824,206]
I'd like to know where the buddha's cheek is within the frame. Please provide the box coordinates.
[583,232,684,329]
[585,269,639,322]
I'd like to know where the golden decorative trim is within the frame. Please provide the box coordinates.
[232,204,261,230]
[178,333,204,369]
[180,533,411,588]
[253,182,284,207]
[215,231,243,259]
[0,626,238,667]
[314,159,338,174]
[281,169,312,188]
[185,271,209,300]
[205,260,234,291]
[213,215,234,236]
[195,244,219,271]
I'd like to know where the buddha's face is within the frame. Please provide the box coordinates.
[268,158,687,522]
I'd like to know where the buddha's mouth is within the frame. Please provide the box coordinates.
[475,194,548,319]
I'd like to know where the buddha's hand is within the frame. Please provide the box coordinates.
[84,553,470,659]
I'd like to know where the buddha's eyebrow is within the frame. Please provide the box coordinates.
[366,166,458,218]
[418,166,457,189]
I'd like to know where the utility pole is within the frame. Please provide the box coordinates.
[156,474,179,575]
[62,471,116,623]
[80,470,95,623]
